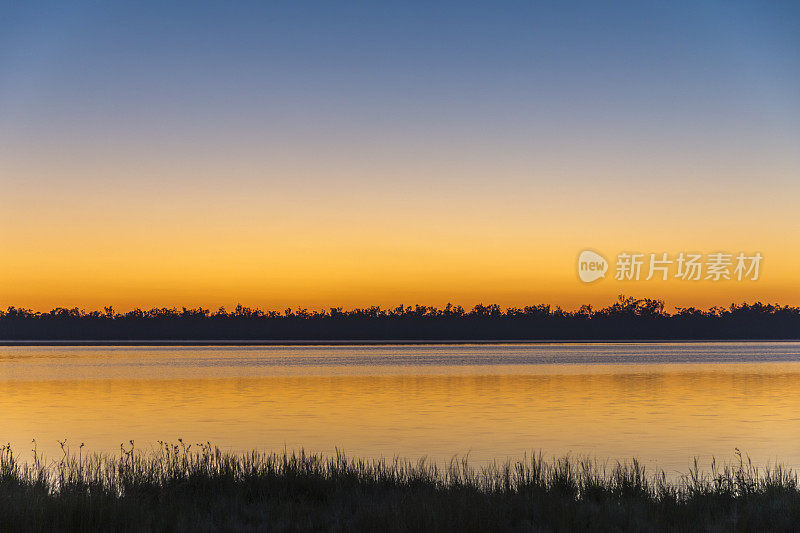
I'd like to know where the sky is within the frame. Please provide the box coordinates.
[1,0,799,311]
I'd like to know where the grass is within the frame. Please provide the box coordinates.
[1,441,799,531]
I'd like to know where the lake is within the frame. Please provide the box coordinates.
[2,342,800,476]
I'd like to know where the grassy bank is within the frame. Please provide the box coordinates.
[1,442,798,531]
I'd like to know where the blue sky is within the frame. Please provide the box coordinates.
[1,1,799,309]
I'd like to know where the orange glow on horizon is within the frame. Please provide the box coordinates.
[2,131,798,312]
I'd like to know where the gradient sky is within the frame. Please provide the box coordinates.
[1,1,799,311]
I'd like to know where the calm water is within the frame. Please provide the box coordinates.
[2,342,800,475]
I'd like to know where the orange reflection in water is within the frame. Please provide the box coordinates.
[3,364,800,475]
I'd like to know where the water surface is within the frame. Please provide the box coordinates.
[2,342,799,475]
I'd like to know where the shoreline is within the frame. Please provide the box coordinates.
[1,338,799,346]
[2,442,798,530]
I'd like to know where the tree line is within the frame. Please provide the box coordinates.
[1,296,798,340]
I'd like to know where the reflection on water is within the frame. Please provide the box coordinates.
[1,342,799,475]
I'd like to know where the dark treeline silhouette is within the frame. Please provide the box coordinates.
[1,296,798,341]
